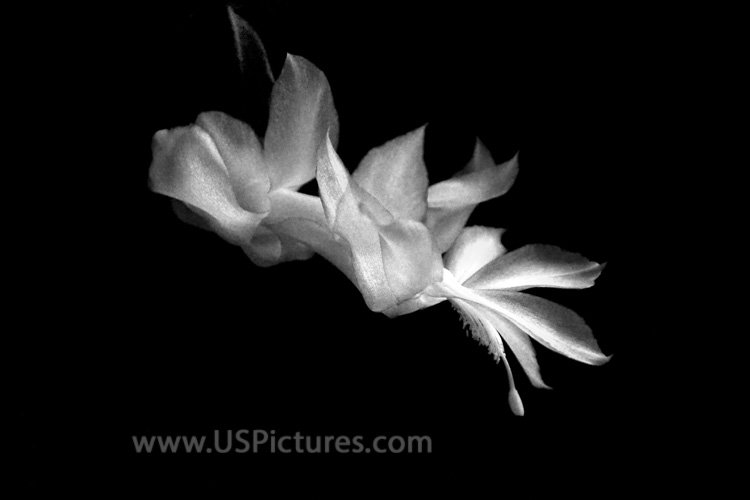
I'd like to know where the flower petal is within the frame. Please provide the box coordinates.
[427,142,518,252]
[316,135,397,311]
[352,126,429,221]
[428,146,518,208]
[378,219,444,303]
[465,245,605,291]
[270,217,355,280]
[473,289,610,365]
[149,127,264,244]
[241,229,283,266]
[443,226,507,284]
[259,189,355,276]
[227,6,275,132]
[196,111,271,213]
[264,54,339,191]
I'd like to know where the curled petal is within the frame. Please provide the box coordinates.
[427,142,518,252]
[196,111,271,213]
[317,136,397,311]
[264,54,339,191]
[149,127,264,244]
[428,147,518,208]
[465,245,605,291]
[352,126,429,221]
[444,226,507,284]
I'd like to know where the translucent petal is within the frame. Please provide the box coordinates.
[196,111,271,213]
[352,126,429,221]
[444,226,507,284]
[226,6,275,132]
[465,245,605,291]
[149,127,264,244]
[264,54,339,191]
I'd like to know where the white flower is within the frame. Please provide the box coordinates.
[148,52,339,267]
[416,226,610,415]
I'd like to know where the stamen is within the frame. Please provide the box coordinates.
[452,300,525,416]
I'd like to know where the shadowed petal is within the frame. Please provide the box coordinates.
[352,126,429,221]
[264,54,339,191]
[444,226,507,284]
[196,111,271,213]
[241,229,283,266]
[149,127,264,244]
[379,219,443,302]
[465,245,605,291]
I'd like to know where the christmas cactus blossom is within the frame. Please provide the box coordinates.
[148,6,610,415]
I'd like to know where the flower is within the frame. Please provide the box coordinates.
[148,51,339,267]
[411,226,609,415]
[315,127,444,312]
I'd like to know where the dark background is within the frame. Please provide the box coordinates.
[19,0,659,487]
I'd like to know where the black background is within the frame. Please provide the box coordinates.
[19,0,659,488]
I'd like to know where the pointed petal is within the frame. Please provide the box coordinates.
[444,226,507,284]
[474,290,610,365]
[264,54,339,190]
[227,6,275,84]
[352,126,429,221]
[457,298,549,389]
[465,245,605,291]
[428,148,518,208]
[227,6,275,132]
[379,219,444,303]
[316,136,397,311]
[196,112,271,213]
[149,127,264,244]
[426,144,518,252]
